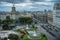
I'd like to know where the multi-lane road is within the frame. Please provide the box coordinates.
[32,14,60,40]
[35,24,59,40]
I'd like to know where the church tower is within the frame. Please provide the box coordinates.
[11,4,16,13]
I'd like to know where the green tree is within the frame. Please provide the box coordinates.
[3,37,7,40]
[30,25,37,30]
[6,16,10,20]
[0,19,2,25]
[23,34,30,40]
[8,34,19,40]
[2,16,11,24]
[12,19,16,24]
[40,34,47,40]
[2,24,9,30]
[19,17,32,24]
[2,24,13,30]
[2,16,16,24]
[6,16,11,24]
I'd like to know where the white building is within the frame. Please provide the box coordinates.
[53,2,60,28]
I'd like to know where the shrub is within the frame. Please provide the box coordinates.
[8,34,19,40]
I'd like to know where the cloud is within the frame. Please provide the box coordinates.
[0,0,32,3]
[15,2,53,11]
[34,2,52,5]
[0,0,60,4]
[45,0,60,2]
[31,0,45,2]
[15,2,33,7]
[0,0,54,12]
[0,2,12,6]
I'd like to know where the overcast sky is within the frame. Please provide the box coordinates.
[0,0,60,12]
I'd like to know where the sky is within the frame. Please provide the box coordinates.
[0,0,60,12]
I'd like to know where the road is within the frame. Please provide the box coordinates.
[32,15,59,40]
[35,24,59,40]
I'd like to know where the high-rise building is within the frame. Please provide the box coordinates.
[53,2,60,28]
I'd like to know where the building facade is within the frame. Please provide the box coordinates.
[53,2,60,28]
[47,10,53,24]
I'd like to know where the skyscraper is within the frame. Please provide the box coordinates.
[53,2,60,28]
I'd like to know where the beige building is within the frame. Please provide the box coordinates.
[47,10,53,24]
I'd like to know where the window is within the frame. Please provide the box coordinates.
[56,7,60,10]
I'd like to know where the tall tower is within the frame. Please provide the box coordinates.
[11,4,16,13]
